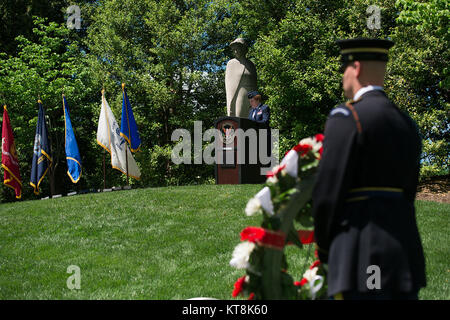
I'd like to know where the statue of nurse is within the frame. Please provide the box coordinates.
[225,38,257,118]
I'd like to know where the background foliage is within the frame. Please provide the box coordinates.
[1,0,448,202]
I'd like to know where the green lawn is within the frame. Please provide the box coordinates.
[0,185,448,300]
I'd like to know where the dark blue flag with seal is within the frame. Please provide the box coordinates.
[120,83,141,152]
[63,94,82,183]
[30,100,52,195]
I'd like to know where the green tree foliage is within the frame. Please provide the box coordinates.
[0,0,99,55]
[0,17,99,200]
[85,0,241,187]
[0,0,68,55]
[237,0,448,175]
[238,1,347,153]
[391,0,449,177]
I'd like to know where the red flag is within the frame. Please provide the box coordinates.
[2,105,22,199]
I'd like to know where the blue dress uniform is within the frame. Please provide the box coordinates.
[312,39,426,299]
[248,103,270,127]
[248,91,271,158]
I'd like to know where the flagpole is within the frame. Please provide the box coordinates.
[126,147,129,186]
[38,98,54,198]
[122,83,129,186]
[101,88,106,190]
[38,98,55,199]
[103,149,106,190]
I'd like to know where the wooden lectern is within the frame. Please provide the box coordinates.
[214,116,270,184]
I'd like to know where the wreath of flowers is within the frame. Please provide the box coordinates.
[229,133,328,300]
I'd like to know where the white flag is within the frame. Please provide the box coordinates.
[97,92,141,179]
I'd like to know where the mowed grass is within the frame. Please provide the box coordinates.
[0,185,448,300]
[415,201,450,300]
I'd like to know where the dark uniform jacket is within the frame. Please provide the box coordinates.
[312,89,426,296]
[248,103,270,127]
[249,103,271,157]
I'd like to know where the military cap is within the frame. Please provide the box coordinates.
[336,38,394,71]
[247,90,260,99]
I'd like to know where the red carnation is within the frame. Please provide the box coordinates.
[240,226,265,242]
[310,260,321,269]
[248,292,255,300]
[298,230,315,244]
[294,278,308,287]
[293,144,312,157]
[266,164,286,178]
[240,227,286,250]
[232,276,246,297]
[315,133,324,142]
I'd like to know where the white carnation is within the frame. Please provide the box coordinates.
[245,197,262,216]
[302,267,318,283]
[266,175,278,184]
[313,143,322,153]
[229,242,256,269]
[255,187,274,216]
[300,136,322,154]
[312,138,323,153]
[299,137,314,145]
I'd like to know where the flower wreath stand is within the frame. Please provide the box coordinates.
[230,134,328,300]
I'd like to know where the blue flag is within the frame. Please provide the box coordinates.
[30,100,52,195]
[63,95,82,183]
[120,83,141,152]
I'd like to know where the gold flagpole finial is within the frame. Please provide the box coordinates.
[101,88,105,96]
[122,83,125,91]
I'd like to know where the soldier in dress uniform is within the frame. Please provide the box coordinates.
[312,38,426,299]
[248,91,271,159]
[247,91,270,127]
